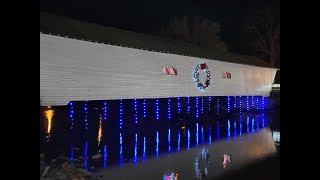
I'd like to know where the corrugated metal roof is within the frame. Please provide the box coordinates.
[40,12,276,69]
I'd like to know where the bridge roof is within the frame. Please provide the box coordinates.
[40,12,277,69]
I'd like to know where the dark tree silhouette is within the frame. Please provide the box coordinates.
[248,7,280,67]
[161,16,228,52]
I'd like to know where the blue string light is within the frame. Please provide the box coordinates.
[251,95,254,107]
[168,98,171,119]
[177,97,181,114]
[120,99,123,129]
[103,102,108,121]
[196,97,199,118]
[217,98,220,115]
[134,99,138,124]
[69,102,74,130]
[262,97,265,111]
[233,96,237,108]
[208,96,212,111]
[187,96,191,113]
[201,97,204,114]
[227,96,230,113]
[156,99,159,120]
[239,96,242,114]
[143,99,146,118]
[256,96,259,110]
[246,96,249,111]
[84,101,88,130]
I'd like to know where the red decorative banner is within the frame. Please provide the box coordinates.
[222,72,231,79]
[163,67,177,75]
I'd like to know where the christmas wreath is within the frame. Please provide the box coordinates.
[194,63,211,90]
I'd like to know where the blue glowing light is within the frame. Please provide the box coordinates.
[208,126,212,144]
[156,99,159,120]
[208,96,212,111]
[262,114,265,128]
[246,96,249,111]
[251,95,254,107]
[187,129,190,149]
[120,100,123,129]
[217,98,220,115]
[104,145,107,168]
[143,137,146,160]
[262,97,265,110]
[252,118,255,133]
[84,102,88,130]
[233,96,237,108]
[156,131,159,156]
[239,96,242,113]
[201,97,204,114]
[134,99,138,124]
[228,120,230,141]
[240,116,242,136]
[247,117,249,133]
[187,96,191,113]
[69,101,74,130]
[103,102,108,120]
[196,97,199,118]
[178,97,181,113]
[196,123,199,146]
[168,129,171,154]
[168,98,171,119]
[143,99,146,118]
[227,96,230,113]
[134,133,138,164]
[70,144,74,163]
[84,141,88,169]
[234,121,237,138]
[120,133,123,165]
[256,97,259,109]
[201,126,204,144]
[178,130,180,151]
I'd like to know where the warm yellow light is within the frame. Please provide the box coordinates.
[45,109,54,134]
[98,115,103,146]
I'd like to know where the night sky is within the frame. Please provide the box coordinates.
[40,0,279,55]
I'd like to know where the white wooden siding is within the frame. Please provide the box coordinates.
[40,33,277,106]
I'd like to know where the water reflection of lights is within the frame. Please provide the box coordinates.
[134,133,138,164]
[103,145,107,168]
[97,115,103,146]
[163,170,178,180]
[45,107,54,142]
[223,153,231,170]
[84,141,88,169]
[156,131,159,156]
[187,129,190,149]
[195,148,210,179]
